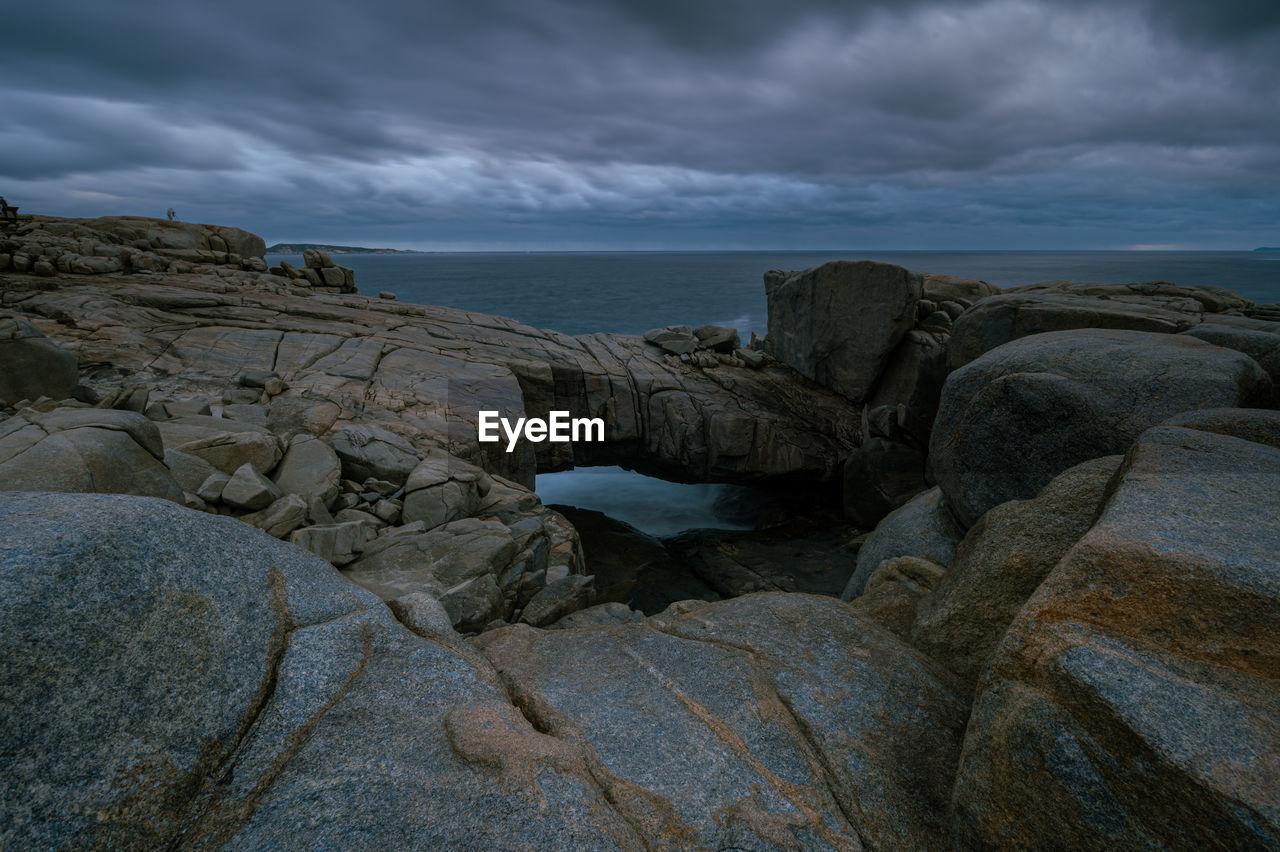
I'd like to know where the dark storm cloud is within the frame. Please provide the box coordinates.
[1,0,1277,248]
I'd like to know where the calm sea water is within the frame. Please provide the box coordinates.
[268,250,1280,340]
[268,250,1280,534]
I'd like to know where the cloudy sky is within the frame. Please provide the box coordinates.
[2,0,1278,249]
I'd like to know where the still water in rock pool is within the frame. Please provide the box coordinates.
[534,466,751,537]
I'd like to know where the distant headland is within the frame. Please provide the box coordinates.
[265,242,425,255]
[1254,246,1280,252]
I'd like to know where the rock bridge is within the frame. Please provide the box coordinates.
[5,268,860,489]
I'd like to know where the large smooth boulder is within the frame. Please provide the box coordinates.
[475,593,969,850]
[0,410,182,502]
[1181,316,1280,399]
[948,291,1203,369]
[1010,279,1249,313]
[952,419,1280,849]
[0,317,78,406]
[920,272,998,304]
[910,455,1122,690]
[1161,406,1280,447]
[842,487,965,600]
[0,492,642,850]
[765,260,922,402]
[930,328,1272,527]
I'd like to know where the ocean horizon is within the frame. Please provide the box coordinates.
[267,249,1280,340]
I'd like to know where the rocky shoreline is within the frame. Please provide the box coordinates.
[2,214,1278,848]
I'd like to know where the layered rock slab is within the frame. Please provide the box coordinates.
[953,419,1280,849]
[4,265,858,490]
[930,328,1272,527]
[476,593,969,851]
[0,409,182,502]
[0,493,645,850]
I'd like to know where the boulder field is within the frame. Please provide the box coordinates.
[2,214,1279,848]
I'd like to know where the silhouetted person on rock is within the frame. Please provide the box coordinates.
[166,208,176,222]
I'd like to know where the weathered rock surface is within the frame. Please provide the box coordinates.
[552,505,717,614]
[518,573,596,627]
[289,519,374,566]
[953,420,1280,849]
[865,328,948,445]
[219,462,283,511]
[330,423,424,485]
[237,492,308,538]
[0,409,182,502]
[401,452,483,530]
[548,601,646,629]
[342,511,580,632]
[475,593,970,850]
[1,215,273,285]
[665,515,861,599]
[0,492,648,850]
[910,455,1122,689]
[920,272,998,304]
[930,328,1272,527]
[842,487,965,599]
[270,432,341,507]
[162,448,220,494]
[1012,278,1250,313]
[642,325,699,355]
[764,260,922,403]
[841,436,929,527]
[0,316,78,405]
[1161,405,1280,448]
[850,555,947,639]
[156,415,283,475]
[195,471,230,504]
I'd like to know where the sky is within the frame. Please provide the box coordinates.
[2,0,1278,250]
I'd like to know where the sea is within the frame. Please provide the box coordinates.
[267,250,1280,535]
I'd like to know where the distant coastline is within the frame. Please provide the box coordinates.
[265,242,426,255]
[1255,247,1280,252]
